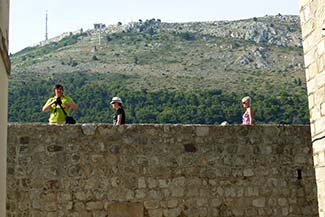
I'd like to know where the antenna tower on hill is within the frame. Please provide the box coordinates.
[45,10,48,41]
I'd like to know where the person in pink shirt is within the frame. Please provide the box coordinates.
[241,96,253,125]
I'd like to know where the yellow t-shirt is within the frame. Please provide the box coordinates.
[45,95,75,123]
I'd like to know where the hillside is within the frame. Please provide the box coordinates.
[8,15,309,124]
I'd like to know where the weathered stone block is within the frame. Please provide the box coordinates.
[304,46,318,67]
[106,202,143,217]
[163,207,181,217]
[253,197,266,208]
[86,201,103,210]
[171,187,184,197]
[138,177,146,189]
[144,200,160,209]
[147,177,158,189]
[135,189,146,199]
[148,208,163,217]
[158,179,169,188]
[307,61,320,81]
[243,168,254,177]
[196,126,209,137]
[81,124,97,136]
[301,3,311,24]
[301,18,315,38]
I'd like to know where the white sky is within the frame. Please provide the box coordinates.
[9,0,300,53]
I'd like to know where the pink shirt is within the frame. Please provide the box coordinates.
[242,110,250,125]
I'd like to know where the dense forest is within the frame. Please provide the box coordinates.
[8,72,308,124]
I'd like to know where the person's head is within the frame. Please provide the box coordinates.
[53,84,64,97]
[241,96,251,108]
[110,97,122,109]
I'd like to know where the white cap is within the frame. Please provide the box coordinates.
[110,97,123,104]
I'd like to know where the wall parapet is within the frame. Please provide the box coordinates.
[7,124,318,217]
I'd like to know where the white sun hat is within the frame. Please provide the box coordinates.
[110,97,123,104]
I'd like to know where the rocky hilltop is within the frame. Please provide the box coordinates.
[39,14,301,53]
[89,14,301,47]
[162,15,301,47]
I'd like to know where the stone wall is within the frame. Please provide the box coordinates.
[299,0,325,216]
[0,0,10,216]
[7,124,318,217]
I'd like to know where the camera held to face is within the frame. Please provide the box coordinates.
[56,97,62,105]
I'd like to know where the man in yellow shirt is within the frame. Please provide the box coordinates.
[42,84,78,124]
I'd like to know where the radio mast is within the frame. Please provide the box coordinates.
[98,23,103,46]
[45,10,48,41]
